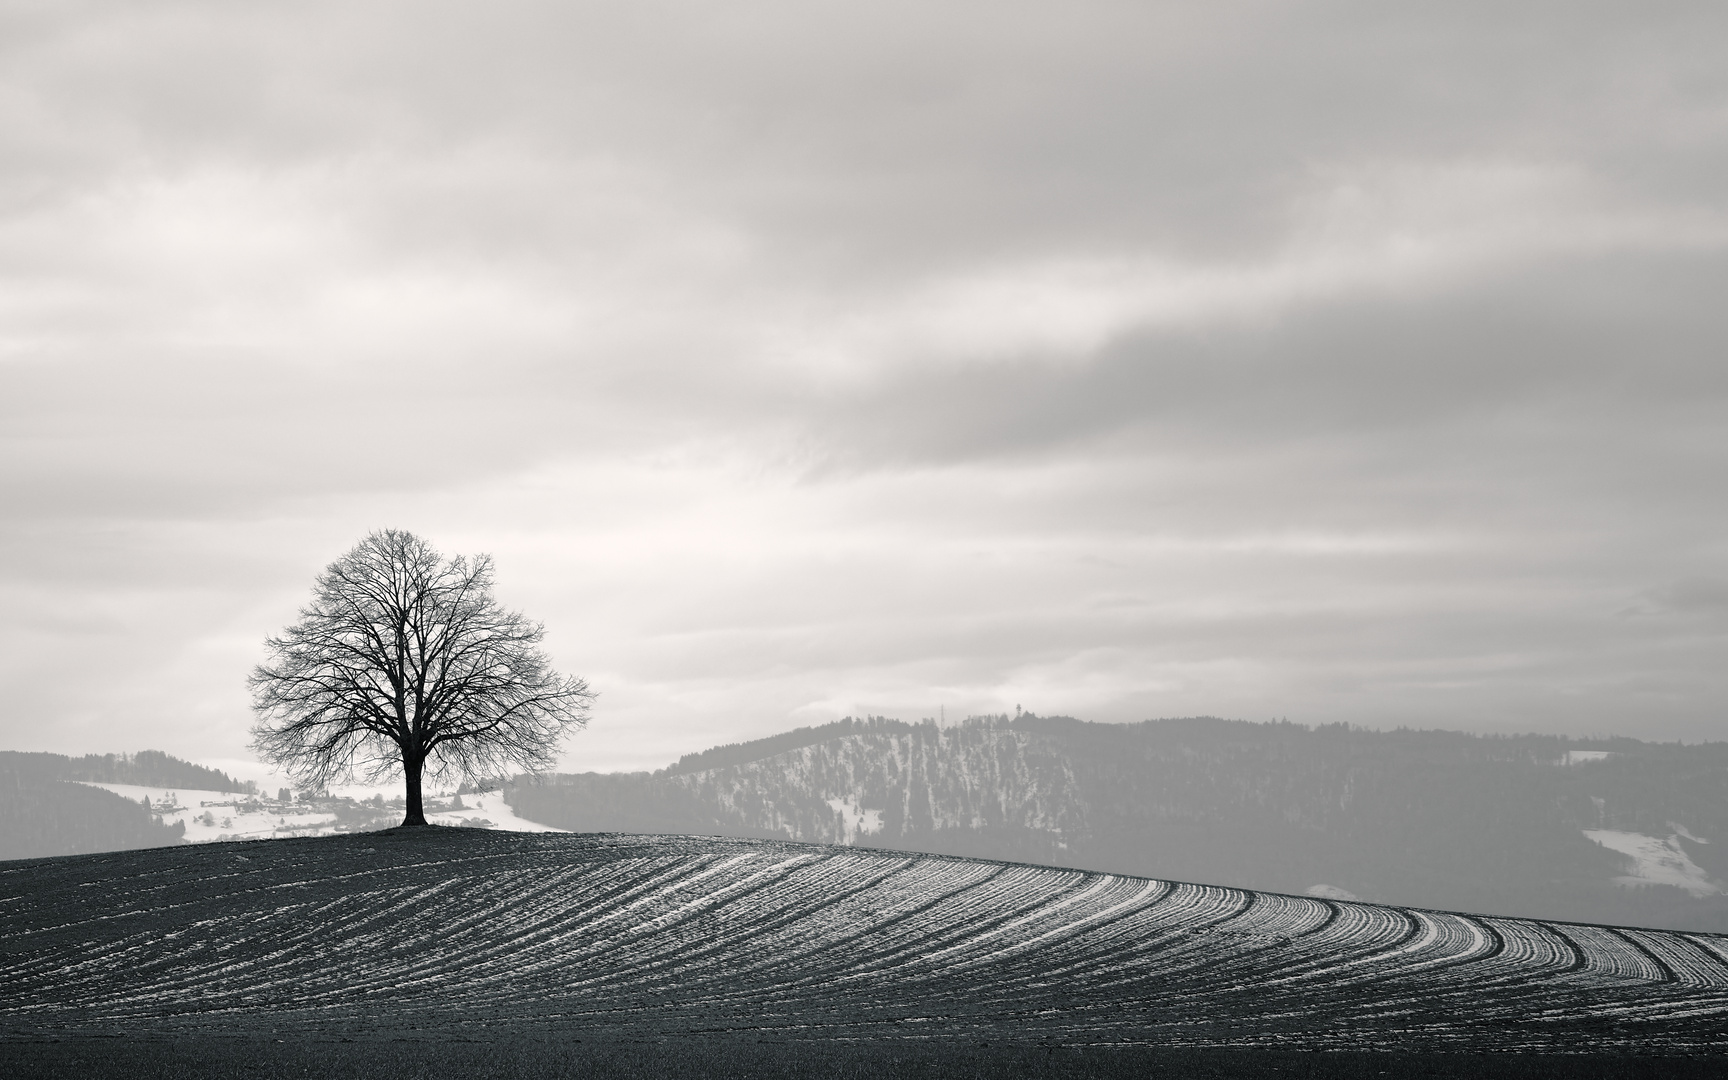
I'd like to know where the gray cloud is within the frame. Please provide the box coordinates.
[2,2,1726,770]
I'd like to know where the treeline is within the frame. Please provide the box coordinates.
[0,749,245,792]
[0,749,232,861]
[660,716,916,777]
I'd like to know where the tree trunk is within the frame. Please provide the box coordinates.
[402,755,428,827]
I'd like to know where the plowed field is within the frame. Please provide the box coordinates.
[4,829,1727,1073]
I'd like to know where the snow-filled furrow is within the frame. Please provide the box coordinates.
[906,868,1116,967]
[936,876,1175,979]
[331,860,684,976]
[770,863,1022,982]
[440,857,890,1001]
[93,885,444,1010]
[991,886,1310,995]
[446,855,829,996]
[657,858,1022,1004]
[992,887,1255,999]
[1242,902,1423,989]
[1683,933,1728,968]
[225,869,611,1006]
[533,856,923,1004]
[1554,923,1672,985]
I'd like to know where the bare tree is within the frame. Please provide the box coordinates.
[249,530,593,826]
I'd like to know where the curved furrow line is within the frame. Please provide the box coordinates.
[1555,923,1673,985]
[1087,892,1338,995]
[263,881,498,1003]
[539,855,926,1002]
[0,918,191,996]
[933,878,1182,990]
[264,865,700,1007]
[985,890,1337,1007]
[674,869,1066,1013]
[130,884,481,1011]
[429,854,907,1002]
[456,855,829,996]
[998,884,1256,988]
[1398,918,1598,1002]
[6,896,374,1009]
[93,884,457,1012]
[10,852,516,944]
[1541,924,1591,977]
[640,858,1023,1005]
[917,872,1158,972]
[1682,933,1728,964]
[1289,911,1504,1010]
[1478,916,1570,971]
[1607,927,1680,985]
[219,869,615,1008]
[998,879,1245,989]
[1241,901,1422,989]
[1614,927,1728,987]
[821,866,1111,983]
[1346,910,1499,981]
[275,860,701,1000]
[1197,906,1399,994]
[644,859,1046,998]
[352,853,756,997]
[986,886,1256,1001]
[745,863,1023,987]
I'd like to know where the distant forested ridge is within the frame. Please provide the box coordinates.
[506,715,1728,932]
[0,749,233,860]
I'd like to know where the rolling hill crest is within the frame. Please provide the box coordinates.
[508,715,1728,932]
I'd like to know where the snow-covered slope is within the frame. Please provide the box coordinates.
[75,783,340,842]
[671,723,1082,847]
[74,783,565,843]
[1587,829,1721,897]
[422,791,564,833]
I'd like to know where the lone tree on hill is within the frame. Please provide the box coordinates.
[249,529,593,827]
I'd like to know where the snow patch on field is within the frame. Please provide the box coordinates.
[825,797,884,844]
[75,783,339,842]
[426,792,567,833]
[1560,750,1614,766]
[77,782,564,841]
[1585,829,1721,896]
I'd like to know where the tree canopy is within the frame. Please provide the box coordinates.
[249,529,592,826]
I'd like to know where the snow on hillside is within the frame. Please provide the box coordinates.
[76,782,563,842]
[1586,829,1721,897]
[423,791,565,833]
[75,783,340,842]
[673,723,1082,845]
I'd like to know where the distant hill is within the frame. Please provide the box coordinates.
[0,749,237,860]
[3,829,1727,1059]
[506,715,1728,932]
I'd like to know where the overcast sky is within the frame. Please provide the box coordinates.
[3,1,1726,776]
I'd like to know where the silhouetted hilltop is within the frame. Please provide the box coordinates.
[508,715,1728,932]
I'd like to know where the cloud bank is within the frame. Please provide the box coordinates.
[3,1,1726,770]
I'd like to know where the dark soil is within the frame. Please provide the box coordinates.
[4,828,1726,1076]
